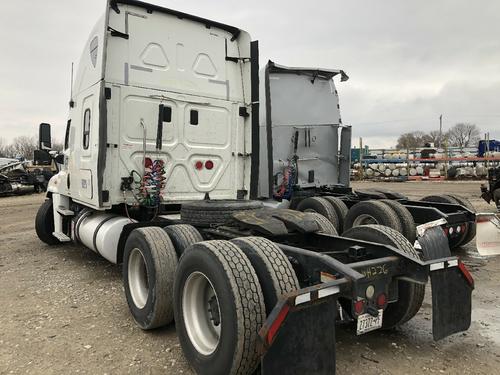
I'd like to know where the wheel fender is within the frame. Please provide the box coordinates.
[47,171,68,196]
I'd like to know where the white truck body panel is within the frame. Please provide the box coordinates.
[52,0,253,209]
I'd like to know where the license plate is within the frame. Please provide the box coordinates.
[356,309,383,335]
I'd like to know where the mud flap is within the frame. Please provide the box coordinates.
[476,213,500,256]
[418,226,473,340]
[430,266,473,340]
[260,293,337,374]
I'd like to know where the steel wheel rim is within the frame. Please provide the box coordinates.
[128,248,149,309]
[182,271,221,355]
[353,214,378,226]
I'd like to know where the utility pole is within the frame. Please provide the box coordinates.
[438,114,443,149]
[359,137,363,180]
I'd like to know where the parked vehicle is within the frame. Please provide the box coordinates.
[35,1,474,373]
[258,61,476,250]
[481,166,500,211]
[0,124,58,196]
[0,161,51,195]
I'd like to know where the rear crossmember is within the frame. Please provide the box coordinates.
[253,227,473,374]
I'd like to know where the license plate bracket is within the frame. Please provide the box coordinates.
[356,309,383,335]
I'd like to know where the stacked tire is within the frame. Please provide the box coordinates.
[122,224,299,375]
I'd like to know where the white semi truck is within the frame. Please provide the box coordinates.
[258,61,478,251]
[35,1,474,373]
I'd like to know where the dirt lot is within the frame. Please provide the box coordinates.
[1,181,499,374]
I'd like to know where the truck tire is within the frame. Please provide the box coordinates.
[420,194,466,248]
[231,237,300,315]
[343,200,403,234]
[322,196,349,232]
[494,189,500,209]
[123,227,177,330]
[163,224,203,256]
[380,199,416,244]
[444,194,476,246]
[174,240,266,375]
[296,197,339,229]
[342,225,425,328]
[305,212,338,235]
[180,200,263,227]
[35,199,60,245]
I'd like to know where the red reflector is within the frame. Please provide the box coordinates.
[376,293,387,308]
[354,300,365,315]
[145,157,153,169]
[195,161,203,170]
[205,160,214,170]
[267,304,290,345]
[458,261,474,288]
[443,227,449,236]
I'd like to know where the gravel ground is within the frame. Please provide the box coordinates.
[0,181,499,374]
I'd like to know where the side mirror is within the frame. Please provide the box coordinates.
[55,154,65,164]
[39,123,52,150]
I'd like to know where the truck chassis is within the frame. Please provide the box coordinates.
[33,1,475,373]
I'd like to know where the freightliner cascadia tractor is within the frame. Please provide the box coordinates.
[35,1,474,373]
[258,61,478,251]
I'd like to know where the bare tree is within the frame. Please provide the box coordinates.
[396,133,417,149]
[52,140,64,152]
[10,136,38,160]
[0,138,6,157]
[396,131,432,150]
[427,130,442,147]
[446,123,481,150]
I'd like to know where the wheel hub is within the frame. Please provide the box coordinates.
[182,271,221,355]
[128,248,149,309]
[208,295,221,326]
[353,213,379,226]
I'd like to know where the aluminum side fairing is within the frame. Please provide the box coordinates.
[258,62,347,198]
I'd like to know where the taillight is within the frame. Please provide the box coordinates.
[205,160,214,170]
[377,293,387,308]
[354,300,365,315]
[195,161,203,170]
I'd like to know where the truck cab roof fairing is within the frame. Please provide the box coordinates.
[267,60,349,82]
[110,0,241,40]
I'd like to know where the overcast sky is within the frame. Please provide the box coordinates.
[1,0,499,148]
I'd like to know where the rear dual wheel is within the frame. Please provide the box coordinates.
[123,227,178,330]
[174,238,299,375]
[343,225,425,328]
[296,196,349,233]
